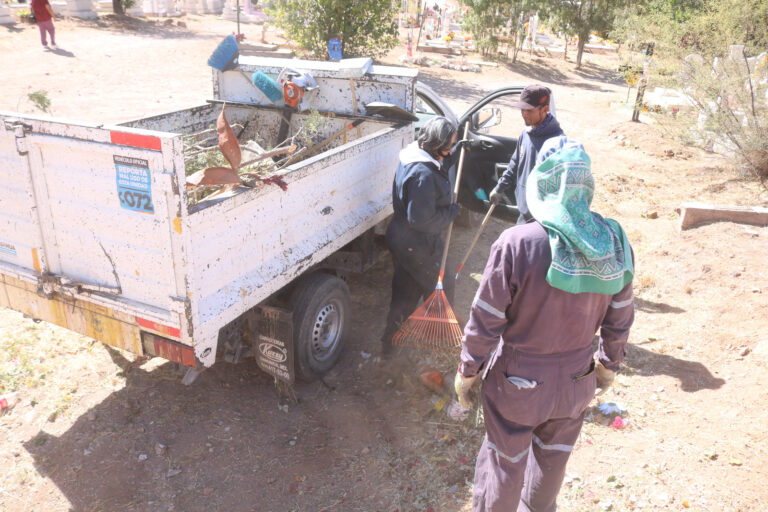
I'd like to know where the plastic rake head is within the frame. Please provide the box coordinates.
[392,289,463,350]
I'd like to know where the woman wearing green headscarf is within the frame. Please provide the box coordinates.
[455,137,635,511]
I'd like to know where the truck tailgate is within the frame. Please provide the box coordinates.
[0,114,188,354]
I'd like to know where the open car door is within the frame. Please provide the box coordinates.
[456,87,527,222]
[415,84,528,222]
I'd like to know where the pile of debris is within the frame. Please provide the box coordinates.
[183,104,299,206]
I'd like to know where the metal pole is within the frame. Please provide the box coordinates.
[236,0,240,36]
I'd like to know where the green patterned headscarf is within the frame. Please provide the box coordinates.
[526,139,634,295]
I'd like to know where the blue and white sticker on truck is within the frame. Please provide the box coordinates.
[114,155,155,214]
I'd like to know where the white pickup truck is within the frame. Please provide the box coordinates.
[0,55,525,384]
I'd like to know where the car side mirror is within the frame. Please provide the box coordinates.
[471,107,502,132]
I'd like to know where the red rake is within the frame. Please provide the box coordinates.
[392,122,470,351]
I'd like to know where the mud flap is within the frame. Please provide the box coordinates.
[253,305,295,384]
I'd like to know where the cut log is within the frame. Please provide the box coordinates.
[678,202,768,230]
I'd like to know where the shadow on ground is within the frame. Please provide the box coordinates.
[417,70,489,102]
[73,14,217,40]
[502,59,620,92]
[23,262,477,512]
[635,297,686,314]
[573,62,624,86]
[48,47,75,58]
[624,344,726,392]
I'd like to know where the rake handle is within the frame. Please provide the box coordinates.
[437,122,470,281]
[455,202,497,280]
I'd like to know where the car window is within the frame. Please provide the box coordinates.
[414,93,444,131]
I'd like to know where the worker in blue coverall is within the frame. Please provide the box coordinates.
[381,116,461,355]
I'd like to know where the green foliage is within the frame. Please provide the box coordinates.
[613,0,768,61]
[615,0,768,189]
[463,0,530,61]
[27,90,51,113]
[267,0,398,58]
[184,148,228,177]
[538,0,633,67]
[111,0,136,15]
[679,49,768,188]
[297,108,326,147]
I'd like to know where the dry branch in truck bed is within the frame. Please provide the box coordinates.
[182,105,329,206]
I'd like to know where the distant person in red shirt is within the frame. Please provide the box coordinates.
[31,0,57,50]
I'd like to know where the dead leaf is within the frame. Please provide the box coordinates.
[262,175,288,191]
[218,103,241,170]
[186,167,243,187]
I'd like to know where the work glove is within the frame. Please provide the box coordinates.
[594,360,615,396]
[454,370,481,408]
[488,185,504,205]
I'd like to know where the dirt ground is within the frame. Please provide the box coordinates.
[2,13,768,512]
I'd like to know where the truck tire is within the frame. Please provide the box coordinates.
[289,273,351,381]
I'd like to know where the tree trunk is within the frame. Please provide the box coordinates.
[576,35,586,68]
[112,0,124,14]
[564,37,568,61]
[512,24,525,63]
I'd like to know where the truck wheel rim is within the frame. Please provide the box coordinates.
[311,300,342,361]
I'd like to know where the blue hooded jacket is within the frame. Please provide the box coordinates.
[385,141,459,289]
[496,114,564,223]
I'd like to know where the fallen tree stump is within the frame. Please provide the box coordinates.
[678,202,768,230]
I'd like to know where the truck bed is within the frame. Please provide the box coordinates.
[0,103,411,367]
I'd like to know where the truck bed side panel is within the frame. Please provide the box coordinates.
[187,123,410,342]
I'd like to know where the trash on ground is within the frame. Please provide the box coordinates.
[447,400,470,421]
[611,416,628,429]
[598,402,625,415]
[0,392,20,415]
[420,369,444,393]
[430,395,448,412]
